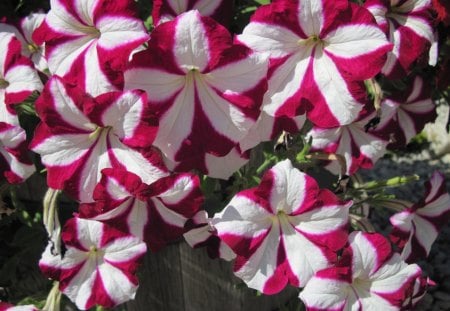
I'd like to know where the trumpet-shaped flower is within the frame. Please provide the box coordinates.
[308,111,388,176]
[152,0,233,26]
[299,231,423,310]
[30,76,165,202]
[0,33,38,183]
[125,10,268,168]
[375,76,436,149]
[33,0,149,96]
[212,159,351,294]
[78,168,203,251]
[237,0,392,128]
[0,12,47,72]
[0,32,43,106]
[390,171,450,262]
[39,217,147,310]
[365,0,434,79]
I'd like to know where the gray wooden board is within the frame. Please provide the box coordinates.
[127,242,298,311]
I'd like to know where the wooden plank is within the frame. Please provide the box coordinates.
[128,242,298,311]
[127,243,185,311]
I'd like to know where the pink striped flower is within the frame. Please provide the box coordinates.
[33,0,149,96]
[30,76,165,202]
[308,111,389,176]
[78,168,203,251]
[152,0,233,26]
[237,0,392,128]
[365,0,434,79]
[375,76,436,149]
[125,10,268,169]
[0,33,39,183]
[0,12,47,72]
[212,159,350,294]
[0,32,43,106]
[299,232,423,310]
[39,217,147,310]
[390,171,450,262]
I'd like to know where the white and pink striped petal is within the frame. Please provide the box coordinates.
[30,76,165,202]
[238,0,392,128]
[390,171,450,262]
[212,159,350,294]
[40,217,146,310]
[125,10,267,169]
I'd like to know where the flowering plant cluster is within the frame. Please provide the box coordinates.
[0,0,449,310]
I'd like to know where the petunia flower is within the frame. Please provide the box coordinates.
[237,0,392,128]
[78,168,203,252]
[390,171,450,262]
[299,231,423,310]
[212,159,350,294]
[0,12,47,72]
[0,33,38,183]
[125,10,268,170]
[0,32,43,106]
[307,110,388,176]
[184,210,236,260]
[365,0,434,79]
[33,0,149,96]
[30,76,165,202]
[375,76,436,149]
[39,217,147,310]
[152,0,233,27]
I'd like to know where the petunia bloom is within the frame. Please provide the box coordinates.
[78,168,203,252]
[212,159,350,294]
[237,0,392,128]
[365,0,434,79]
[30,76,165,202]
[0,32,38,183]
[0,12,47,72]
[307,110,388,176]
[390,171,450,262]
[33,0,149,96]
[299,231,423,310]
[125,10,268,170]
[375,76,436,149]
[152,0,233,27]
[0,32,43,106]
[39,217,147,310]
